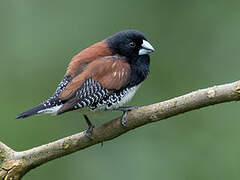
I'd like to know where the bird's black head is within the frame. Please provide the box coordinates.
[106,30,154,60]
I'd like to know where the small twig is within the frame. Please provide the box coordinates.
[1,80,240,180]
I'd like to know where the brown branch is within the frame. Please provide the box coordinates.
[1,80,240,180]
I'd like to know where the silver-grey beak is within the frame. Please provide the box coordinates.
[139,40,155,55]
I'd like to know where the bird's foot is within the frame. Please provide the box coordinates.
[83,115,95,139]
[116,106,139,127]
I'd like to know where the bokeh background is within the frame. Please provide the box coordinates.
[1,0,240,179]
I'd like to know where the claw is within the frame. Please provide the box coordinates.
[121,111,127,127]
[116,106,139,127]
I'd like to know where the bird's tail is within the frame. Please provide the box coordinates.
[16,98,63,119]
[16,103,47,119]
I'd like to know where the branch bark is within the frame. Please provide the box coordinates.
[1,80,240,180]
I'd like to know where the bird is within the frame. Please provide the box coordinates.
[16,29,155,135]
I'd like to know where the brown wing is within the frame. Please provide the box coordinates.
[59,57,131,101]
[66,41,113,78]
[57,57,131,114]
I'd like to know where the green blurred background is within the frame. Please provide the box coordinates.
[1,0,240,179]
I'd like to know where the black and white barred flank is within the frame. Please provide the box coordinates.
[62,78,139,112]
[47,77,139,114]
[52,75,71,99]
[90,86,139,110]
[72,78,109,110]
[16,77,140,118]
[38,75,72,113]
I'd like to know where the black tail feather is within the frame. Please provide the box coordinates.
[16,104,46,119]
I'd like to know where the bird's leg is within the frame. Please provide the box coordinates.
[115,106,139,127]
[84,115,103,146]
[83,115,95,139]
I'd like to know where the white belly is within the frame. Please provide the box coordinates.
[111,85,140,109]
[96,84,141,110]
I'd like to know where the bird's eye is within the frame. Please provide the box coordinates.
[129,42,136,48]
